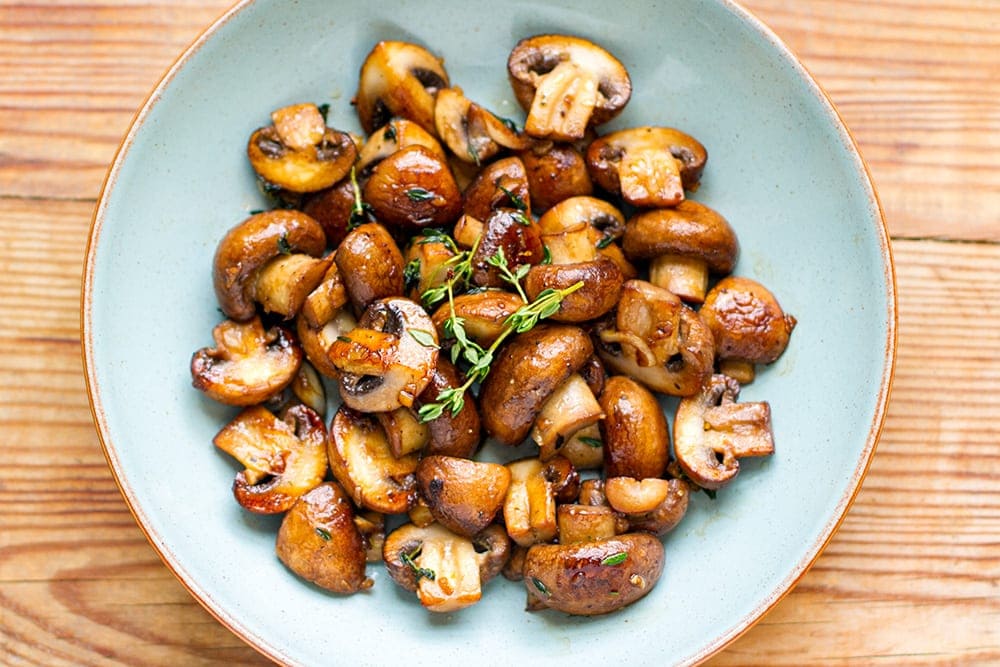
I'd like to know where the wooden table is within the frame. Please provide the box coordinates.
[2,1,997,664]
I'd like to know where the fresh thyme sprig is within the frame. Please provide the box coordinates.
[348,166,374,229]
[419,234,480,308]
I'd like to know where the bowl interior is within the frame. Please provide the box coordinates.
[84,1,894,665]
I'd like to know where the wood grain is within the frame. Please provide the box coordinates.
[0,1,998,665]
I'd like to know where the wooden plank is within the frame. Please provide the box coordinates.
[0,0,997,242]
[0,191,997,662]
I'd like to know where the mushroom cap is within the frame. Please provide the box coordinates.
[335,297,439,413]
[537,194,625,237]
[213,210,327,321]
[523,257,623,323]
[507,34,631,127]
[416,455,512,537]
[462,156,532,222]
[587,126,708,193]
[479,324,594,445]
[470,208,544,288]
[334,222,405,316]
[355,40,449,135]
[700,276,797,364]
[598,375,670,479]
[414,358,482,459]
[518,142,593,214]
[358,118,445,176]
[622,200,739,274]
[362,144,463,230]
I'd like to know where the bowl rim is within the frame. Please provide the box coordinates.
[80,0,898,664]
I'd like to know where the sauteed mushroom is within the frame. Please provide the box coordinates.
[435,87,529,164]
[416,455,511,537]
[356,41,449,135]
[503,456,580,547]
[357,118,446,175]
[363,145,463,230]
[519,142,593,213]
[334,222,405,315]
[598,375,670,479]
[414,358,482,459]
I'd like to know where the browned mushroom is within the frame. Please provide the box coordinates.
[357,118,446,175]
[414,358,482,459]
[355,41,449,135]
[213,210,327,321]
[518,142,593,213]
[296,308,357,379]
[503,456,580,547]
[247,103,357,193]
[191,316,302,406]
[595,280,715,396]
[507,35,631,141]
[362,145,463,230]
[470,208,545,288]
[415,455,511,537]
[536,195,637,278]
[523,533,663,615]
[556,423,605,470]
[300,261,348,330]
[700,276,797,383]
[328,405,419,514]
[434,87,530,165]
[334,222,405,316]
[276,481,373,594]
[375,407,430,458]
[382,522,510,612]
[462,157,533,222]
[523,256,623,323]
[624,477,690,536]
[213,404,328,514]
[673,374,775,490]
[403,233,457,303]
[586,127,707,207]
[623,201,739,303]
[556,503,623,544]
[599,375,670,479]
[531,373,605,461]
[327,297,439,413]
[430,290,524,348]
[302,177,357,248]
[479,324,593,445]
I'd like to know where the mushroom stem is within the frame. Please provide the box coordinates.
[525,61,599,141]
[327,328,399,376]
[719,358,756,384]
[531,373,604,461]
[649,253,709,303]
[255,253,332,319]
[453,214,483,249]
[413,532,483,612]
[557,423,604,470]
[618,150,684,208]
[377,407,430,458]
[541,227,597,264]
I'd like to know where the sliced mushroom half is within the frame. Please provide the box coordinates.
[673,374,775,490]
[191,316,302,406]
[357,118,446,175]
[355,41,449,135]
[416,455,511,537]
[503,456,580,547]
[213,404,328,514]
[507,35,631,140]
[248,103,357,193]
[435,87,530,165]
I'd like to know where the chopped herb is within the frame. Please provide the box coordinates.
[601,552,629,566]
[531,577,551,597]
[316,103,330,123]
[409,329,438,348]
[401,548,435,583]
[486,248,529,301]
[315,527,332,541]
[403,258,421,292]
[511,211,532,227]
[348,166,372,229]
[490,111,520,133]
[541,245,552,265]
[596,233,616,249]
[276,233,292,255]
[383,121,397,142]
[496,182,527,211]
[249,209,265,215]
[467,140,481,167]
[336,335,352,343]
[406,187,435,202]
[702,488,718,500]
[578,436,603,448]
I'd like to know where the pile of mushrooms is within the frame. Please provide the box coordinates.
[190,34,795,617]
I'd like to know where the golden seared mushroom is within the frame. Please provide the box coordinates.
[383,523,510,613]
[431,290,524,348]
[213,210,328,321]
[586,127,708,207]
[375,407,430,459]
[598,375,670,479]
[462,156,533,222]
[507,35,631,141]
[302,178,357,249]
[603,477,674,515]
[479,324,593,446]
[363,145,463,230]
[700,276,797,384]
[414,358,482,459]
[523,533,663,615]
[247,103,357,193]
[301,261,348,330]
[531,373,604,461]
[415,456,511,537]
[524,257,623,323]
[503,456,580,547]
[470,208,545,288]
[674,374,775,490]
[297,308,357,379]
[435,88,532,165]
[355,41,449,135]
[537,195,636,278]
[334,222,405,315]
[213,404,328,514]
[403,232,457,303]
[595,279,715,396]
[328,405,419,514]
[556,503,624,545]
[327,297,439,413]
[624,477,690,536]
[290,361,327,416]
[276,482,373,594]
[518,142,593,213]
[191,316,302,406]
[357,118,446,175]
[623,200,739,304]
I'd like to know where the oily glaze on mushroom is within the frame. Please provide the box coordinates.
[362,145,463,230]
[355,41,449,135]
[334,222,405,316]
[415,455,511,537]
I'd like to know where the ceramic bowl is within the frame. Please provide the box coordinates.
[83,0,896,664]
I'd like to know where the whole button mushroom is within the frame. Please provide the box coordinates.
[362,145,463,230]
[415,455,512,537]
[247,102,358,193]
[586,126,708,207]
[413,358,482,459]
[674,374,775,490]
[355,41,449,136]
[507,35,631,141]
[599,376,670,480]
[518,142,594,214]
[537,195,637,279]
[700,276,797,384]
[212,210,328,322]
[462,156,533,223]
[623,200,739,304]
[334,222,405,316]
[327,297,439,413]
[470,208,545,288]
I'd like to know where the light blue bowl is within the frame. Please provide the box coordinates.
[83,1,896,665]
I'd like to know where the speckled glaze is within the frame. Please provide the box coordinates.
[82,1,896,665]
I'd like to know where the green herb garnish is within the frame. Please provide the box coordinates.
[496,182,527,211]
[401,548,435,583]
[409,329,438,348]
[596,233,616,249]
[348,166,373,229]
[541,245,552,265]
[578,436,603,448]
[315,527,332,541]
[277,233,292,255]
[531,577,551,597]
[403,258,421,292]
[406,187,435,202]
[601,552,628,566]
